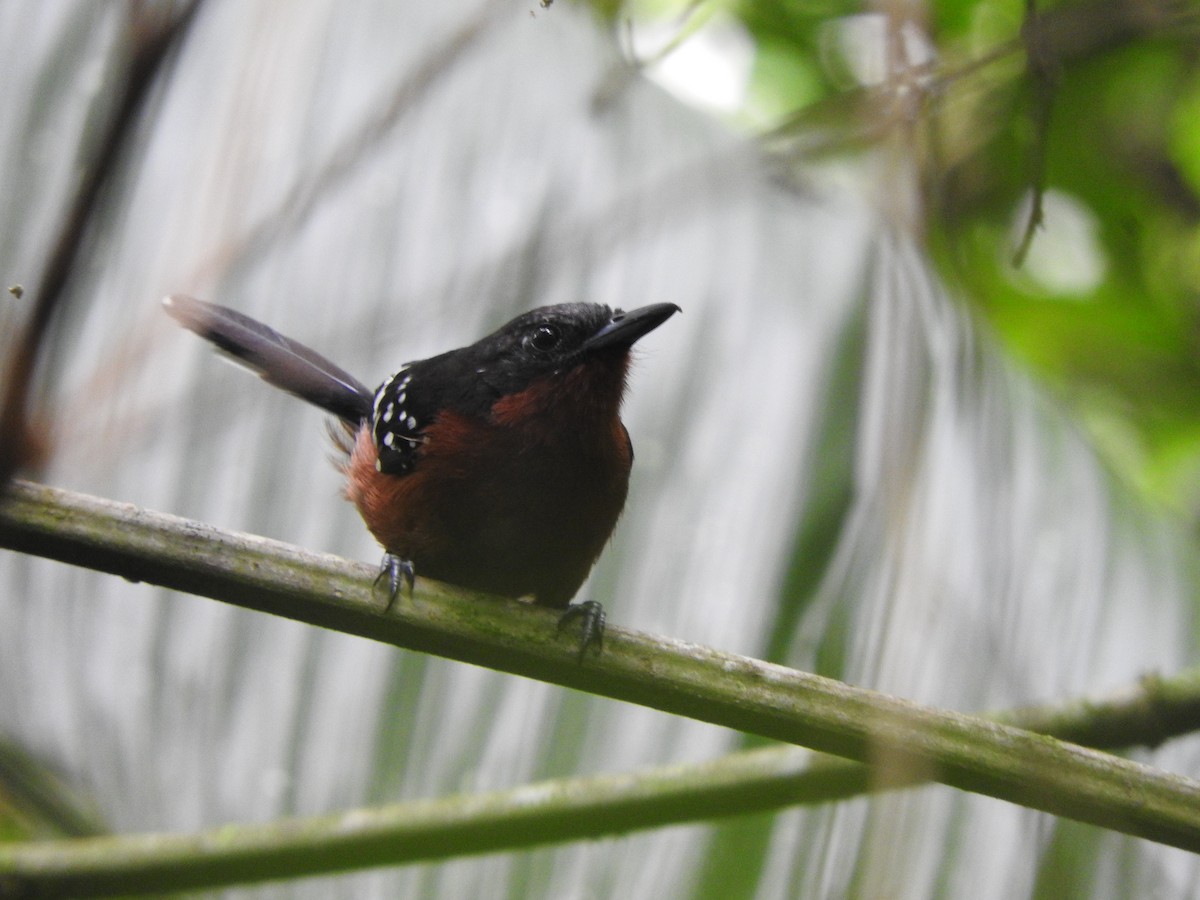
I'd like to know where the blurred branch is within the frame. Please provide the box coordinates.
[0,748,829,897]
[5,658,1200,896]
[2,479,1200,883]
[0,1,202,483]
[998,671,1200,749]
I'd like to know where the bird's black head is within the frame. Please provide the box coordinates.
[371,302,678,474]
[473,302,680,396]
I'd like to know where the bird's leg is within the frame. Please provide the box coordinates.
[374,553,415,613]
[557,600,606,661]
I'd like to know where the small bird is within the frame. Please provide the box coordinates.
[163,295,679,655]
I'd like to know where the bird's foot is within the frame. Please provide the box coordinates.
[373,553,415,613]
[557,600,606,661]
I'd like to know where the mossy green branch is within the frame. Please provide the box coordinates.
[3,479,1200,896]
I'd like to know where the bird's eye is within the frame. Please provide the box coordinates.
[528,324,561,352]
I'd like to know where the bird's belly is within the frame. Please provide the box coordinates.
[344,421,631,607]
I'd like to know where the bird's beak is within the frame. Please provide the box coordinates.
[582,303,681,352]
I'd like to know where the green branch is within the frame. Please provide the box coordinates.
[3,479,1200,896]
[0,748,836,896]
[3,676,1199,897]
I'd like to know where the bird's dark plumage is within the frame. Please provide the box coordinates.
[164,295,679,654]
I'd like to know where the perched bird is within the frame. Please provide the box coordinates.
[163,295,679,654]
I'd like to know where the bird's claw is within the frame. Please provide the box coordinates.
[374,553,415,613]
[557,600,606,661]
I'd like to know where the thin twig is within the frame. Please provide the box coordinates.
[1011,0,1056,266]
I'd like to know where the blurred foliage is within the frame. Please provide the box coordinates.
[601,0,1200,518]
[0,739,106,841]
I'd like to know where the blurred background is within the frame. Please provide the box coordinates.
[2,0,1199,896]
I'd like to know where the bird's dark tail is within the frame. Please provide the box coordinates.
[163,295,373,424]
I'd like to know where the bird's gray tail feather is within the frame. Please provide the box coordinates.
[163,294,373,424]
